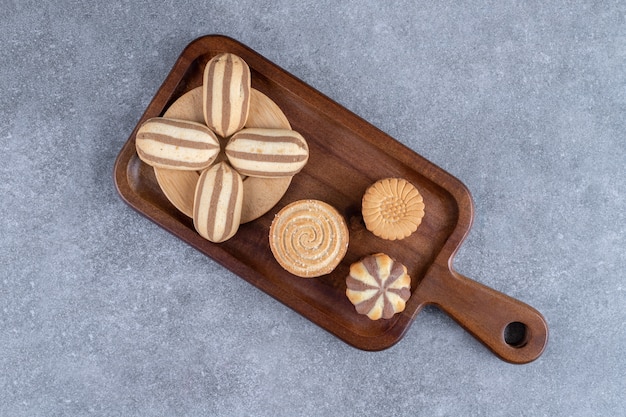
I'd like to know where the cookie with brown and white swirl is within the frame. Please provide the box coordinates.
[346,253,411,320]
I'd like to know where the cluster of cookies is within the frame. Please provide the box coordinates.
[348,178,425,320]
[269,178,425,321]
[135,53,309,242]
[135,53,427,322]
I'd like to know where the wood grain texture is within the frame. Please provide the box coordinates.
[114,35,548,363]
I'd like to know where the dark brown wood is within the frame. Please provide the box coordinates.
[114,35,548,363]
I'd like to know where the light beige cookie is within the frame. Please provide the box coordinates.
[193,162,243,243]
[136,117,220,170]
[203,53,251,138]
[225,128,309,177]
[362,178,425,240]
[269,200,349,278]
[346,253,411,320]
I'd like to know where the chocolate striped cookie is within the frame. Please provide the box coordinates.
[225,128,309,177]
[346,253,411,320]
[193,162,243,243]
[203,53,251,138]
[135,117,220,170]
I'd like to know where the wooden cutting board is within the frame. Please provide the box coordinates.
[114,35,548,364]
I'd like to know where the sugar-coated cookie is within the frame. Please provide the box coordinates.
[269,200,349,278]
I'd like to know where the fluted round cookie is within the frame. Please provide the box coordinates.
[346,253,411,320]
[362,178,425,240]
[269,200,349,278]
[156,87,293,222]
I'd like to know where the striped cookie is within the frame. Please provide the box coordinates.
[193,162,243,243]
[135,117,220,170]
[203,53,251,138]
[346,253,411,320]
[225,128,309,177]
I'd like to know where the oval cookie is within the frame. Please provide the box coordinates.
[136,117,220,170]
[225,128,309,178]
[193,162,243,243]
[203,53,251,138]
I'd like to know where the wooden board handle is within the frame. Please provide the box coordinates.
[417,265,548,364]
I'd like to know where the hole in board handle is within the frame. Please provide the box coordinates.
[504,321,528,348]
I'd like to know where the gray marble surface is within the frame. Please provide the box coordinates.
[2,1,625,416]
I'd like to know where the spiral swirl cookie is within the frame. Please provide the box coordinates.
[346,253,411,320]
[269,200,349,278]
[362,178,425,240]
